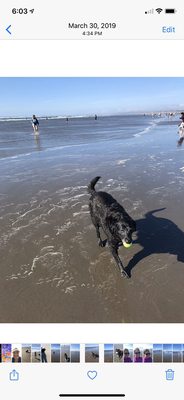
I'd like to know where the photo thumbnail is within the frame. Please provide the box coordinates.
[61,344,71,363]
[22,344,31,363]
[51,344,60,363]
[85,344,99,362]
[11,344,22,363]
[2,344,11,363]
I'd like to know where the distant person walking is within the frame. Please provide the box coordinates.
[95,114,97,120]
[179,112,184,122]
[32,114,39,134]
[177,121,184,147]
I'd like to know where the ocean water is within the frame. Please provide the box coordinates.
[0,114,168,160]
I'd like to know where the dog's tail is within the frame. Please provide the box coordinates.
[88,176,101,194]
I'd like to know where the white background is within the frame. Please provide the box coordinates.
[0,40,183,76]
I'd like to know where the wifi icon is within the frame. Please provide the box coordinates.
[155,8,163,14]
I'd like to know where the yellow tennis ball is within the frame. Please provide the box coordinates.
[123,241,132,249]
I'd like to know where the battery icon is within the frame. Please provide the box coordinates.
[165,8,176,13]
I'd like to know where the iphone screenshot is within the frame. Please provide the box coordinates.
[0,1,184,399]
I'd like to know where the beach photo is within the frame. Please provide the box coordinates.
[104,344,114,363]
[70,344,80,363]
[173,344,182,362]
[31,344,41,363]
[22,344,31,363]
[0,77,184,323]
[85,344,99,362]
[153,344,163,363]
[61,344,71,362]
[163,344,173,363]
[51,344,60,362]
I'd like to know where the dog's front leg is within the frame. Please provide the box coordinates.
[108,241,129,278]
[96,227,104,247]
[90,211,106,247]
[94,225,107,247]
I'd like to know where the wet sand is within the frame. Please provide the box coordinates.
[51,348,60,363]
[32,351,41,363]
[71,350,80,362]
[153,350,163,363]
[173,351,182,362]
[1,117,184,322]
[163,352,173,363]
[104,349,113,363]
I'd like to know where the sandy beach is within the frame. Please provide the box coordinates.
[0,115,184,323]
[71,345,80,362]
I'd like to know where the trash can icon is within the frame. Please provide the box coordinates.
[165,369,174,380]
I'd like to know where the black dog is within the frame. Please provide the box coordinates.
[115,349,123,359]
[64,353,70,362]
[88,176,136,278]
[91,351,99,359]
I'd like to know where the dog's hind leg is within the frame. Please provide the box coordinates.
[108,241,129,278]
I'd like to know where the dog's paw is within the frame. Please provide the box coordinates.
[98,239,107,247]
[121,269,131,279]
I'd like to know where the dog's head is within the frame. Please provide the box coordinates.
[117,220,136,245]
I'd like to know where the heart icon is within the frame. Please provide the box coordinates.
[87,370,97,380]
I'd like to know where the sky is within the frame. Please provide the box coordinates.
[51,344,60,351]
[153,344,163,351]
[70,344,80,351]
[104,344,113,351]
[163,344,173,351]
[1,78,184,117]
[32,344,41,351]
[173,344,182,351]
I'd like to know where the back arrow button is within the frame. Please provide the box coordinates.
[6,25,12,35]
